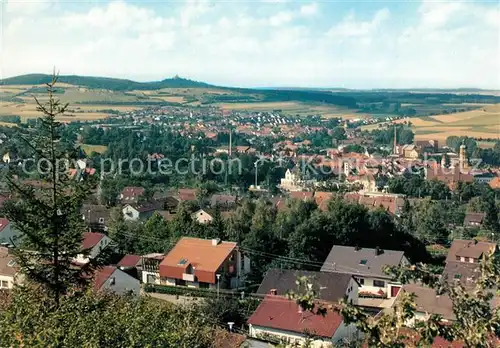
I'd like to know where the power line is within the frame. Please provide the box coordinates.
[106,231,382,276]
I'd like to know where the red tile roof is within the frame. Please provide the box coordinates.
[117,254,141,268]
[247,296,343,338]
[82,232,105,249]
[159,237,237,284]
[0,218,10,234]
[178,188,197,201]
[489,177,500,189]
[289,191,314,201]
[445,239,497,263]
[94,266,116,291]
[121,186,145,200]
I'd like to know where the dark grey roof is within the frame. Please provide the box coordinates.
[81,204,111,224]
[402,284,455,320]
[442,261,482,289]
[256,268,355,303]
[320,245,405,279]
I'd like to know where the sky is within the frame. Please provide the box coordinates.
[1,0,499,89]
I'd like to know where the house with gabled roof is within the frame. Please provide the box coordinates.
[81,204,111,232]
[247,295,358,347]
[321,245,409,301]
[74,232,113,265]
[257,269,359,305]
[442,239,497,288]
[120,186,145,204]
[463,212,486,228]
[177,188,197,202]
[159,237,250,289]
[94,266,140,296]
[0,246,21,289]
[210,194,237,209]
[122,200,163,221]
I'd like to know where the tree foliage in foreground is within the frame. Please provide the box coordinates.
[0,286,215,348]
[289,253,500,347]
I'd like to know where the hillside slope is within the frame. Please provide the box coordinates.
[0,74,213,91]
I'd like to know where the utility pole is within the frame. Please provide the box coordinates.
[254,162,258,188]
[225,125,232,187]
[393,124,397,155]
[216,274,221,298]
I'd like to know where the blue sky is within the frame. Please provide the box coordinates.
[1,0,499,89]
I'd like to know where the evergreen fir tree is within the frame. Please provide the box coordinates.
[3,73,97,306]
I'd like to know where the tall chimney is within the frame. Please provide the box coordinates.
[212,238,221,246]
[375,246,384,256]
[270,289,277,295]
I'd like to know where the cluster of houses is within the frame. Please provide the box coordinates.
[3,200,497,347]
[245,239,499,347]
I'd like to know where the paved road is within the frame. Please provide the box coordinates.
[142,291,204,305]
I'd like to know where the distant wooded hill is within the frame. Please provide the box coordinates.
[2,74,499,111]
[0,74,213,90]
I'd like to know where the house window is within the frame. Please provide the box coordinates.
[359,259,368,265]
[373,280,385,288]
[199,282,209,289]
[358,278,365,286]
[147,274,156,284]
[456,256,461,261]
[0,280,8,288]
[177,279,186,286]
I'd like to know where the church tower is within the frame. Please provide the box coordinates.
[459,142,468,170]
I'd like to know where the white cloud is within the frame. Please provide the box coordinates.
[327,8,390,37]
[300,3,318,16]
[418,0,465,28]
[5,0,53,14]
[1,0,499,89]
[269,11,294,26]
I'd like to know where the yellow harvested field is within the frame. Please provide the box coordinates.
[395,118,437,127]
[152,96,185,103]
[0,87,27,93]
[364,104,499,145]
[220,101,299,110]
[477,141,497,149]
[0,122,17,127]
[70,105,141,112]
[414,129,499,143]
[220,101,370,120]
[0,101,109,121]
[430,107,498,123]
[81,144,108,154]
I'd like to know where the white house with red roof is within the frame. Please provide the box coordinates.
[0,246,21,290]
[94,266,140,296]
[247,296,358,347]
[74,232,113,265]
[158,237,250,289]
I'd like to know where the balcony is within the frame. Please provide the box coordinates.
[182,273,196,282]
